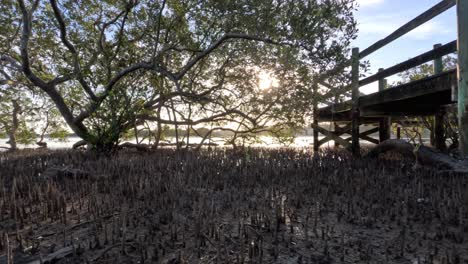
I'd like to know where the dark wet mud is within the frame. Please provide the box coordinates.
[0,148,467,263]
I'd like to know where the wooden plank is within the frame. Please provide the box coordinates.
[360,135,380,145]
[359,69,457,108]
[344,134,379,145]
[359,40,457,87]
[351,47,360,156]
[359,0,456,59]
[311,124,351,148]
[457,0,468,156]
[317,136,331,147]
[316,110,352,122]
[317,123,351,147]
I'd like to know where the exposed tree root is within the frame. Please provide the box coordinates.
[366,139,468,173]
[72,140,87,150]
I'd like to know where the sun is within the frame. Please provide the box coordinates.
[258,71,279,90]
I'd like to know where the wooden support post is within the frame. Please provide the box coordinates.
[334,123,340,148]
[397,127,401,139]
[457,0,468,156]
[435,107,446,151]
[378,68,391,142]
[334,96,340,148]
[351,47,360,156]
[313,83,319,152]
[433,43,447,151]
[313,108,319,152]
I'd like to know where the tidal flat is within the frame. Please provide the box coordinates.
[0,148,467,263]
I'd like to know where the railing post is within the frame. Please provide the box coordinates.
[351,47,360,156]
[457,0,468,156]
[378,68,391,142]
[433,43,446,151]
[433,43,443,74]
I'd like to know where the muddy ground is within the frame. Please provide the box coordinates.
[0,148,467,263]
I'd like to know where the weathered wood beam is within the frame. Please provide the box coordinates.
[359,0,456,59]
[311,123,351,148]
[360,135,380,145]
[344,136,378,145]
[434,107,447,150]
[317,136,330,147]
[359,40,457,87]
[378,68,391,142]
[313,83,320,152]
[344,128,380,144]
[359,69,457,108]
[351,47,360,156]
[457,0,468,156]
[377,68,390,137]
[433,44,447,151]
[317,123,352,147]
[318,23,455,104]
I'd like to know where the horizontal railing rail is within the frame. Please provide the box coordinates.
[358,0,456,59]
[317,0,456,101]
[359,40,457,87]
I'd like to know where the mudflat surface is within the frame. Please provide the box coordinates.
[0,148,467,263]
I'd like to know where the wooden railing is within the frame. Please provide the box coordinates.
[319,0,456,102]
[313,0,468,155]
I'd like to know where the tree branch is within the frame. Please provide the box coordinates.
[49,0,97,100]
[175,33,281,80]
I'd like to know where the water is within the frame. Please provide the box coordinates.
[0,135,325,150]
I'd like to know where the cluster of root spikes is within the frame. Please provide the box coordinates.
[0,148,467,263]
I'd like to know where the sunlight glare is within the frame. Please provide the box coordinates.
[258,71,279,90]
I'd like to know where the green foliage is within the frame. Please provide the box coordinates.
[2,0,358,151]
[49,127,69,142]
[16,123,36,145]
[269,124,298,146]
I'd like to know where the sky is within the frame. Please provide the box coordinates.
[353,0,457,94]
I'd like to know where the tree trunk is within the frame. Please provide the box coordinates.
[6,132,17,151]
[6,100,21,151]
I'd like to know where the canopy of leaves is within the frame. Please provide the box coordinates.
[1,0,358,151]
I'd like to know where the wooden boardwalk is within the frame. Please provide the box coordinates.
[312,0,467,155]
[317,69,457,122]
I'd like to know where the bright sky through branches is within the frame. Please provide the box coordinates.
[258,71,279,90]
